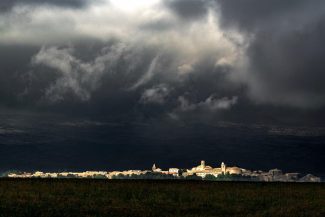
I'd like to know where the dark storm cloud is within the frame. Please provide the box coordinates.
[0,45,40,107]
[216,0,309,30]
[166,0,325,108]
[0,39,243,121]
[246,21,325,108]
[26,43,239,116]
[165,0,212,20]
[215,0,325,108]
[0,0,93,11]
[0,0,325,125]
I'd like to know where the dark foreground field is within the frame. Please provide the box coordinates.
[0,179,324,217]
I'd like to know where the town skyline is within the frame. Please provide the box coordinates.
[4,160,321,183]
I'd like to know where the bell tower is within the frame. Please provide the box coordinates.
[201,160,205,168]
[221,162,226,174]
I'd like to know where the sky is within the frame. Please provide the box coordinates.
[0,0,325,176]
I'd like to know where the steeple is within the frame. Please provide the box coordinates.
[152,163,156,171]
[221,162,226,174]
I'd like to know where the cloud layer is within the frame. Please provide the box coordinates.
[0,0,325,125]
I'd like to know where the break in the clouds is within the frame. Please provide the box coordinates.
[0,0,325,123]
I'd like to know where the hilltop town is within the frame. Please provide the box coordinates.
[3,161,321,182]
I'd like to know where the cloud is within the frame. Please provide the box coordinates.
[202,95,238,110]
[216,0,313,31]
[177,63,194,75]
[140,84,170,105]
[0,0,94,12]
[165,0,213,20]
[164,0,325,108]
[60,120,107,128]
[130,55,160,90]
[0,127,25,135]
[8,0,244,107]
[177,95,238,112]
[216,0,325,108]
[0,0,166,45]
[31,46,92,102]
[31,44,128,102]
[0,0,324,125]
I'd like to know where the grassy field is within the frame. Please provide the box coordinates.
[0,179,324,217]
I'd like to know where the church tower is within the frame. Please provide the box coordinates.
[152,164,156,171]
[221,162,226,174]
[201,160,205,168]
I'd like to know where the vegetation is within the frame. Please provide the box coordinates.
[204,173,258,182]
[111,172,178,180]
[0,179,324,217]
[112,172,257,181]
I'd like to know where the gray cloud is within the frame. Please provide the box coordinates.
[0,0,93,12]
[167,95,238,121]
[7,0,242,111]
[216,0,320,31]
[130,55,161,90]
[0,0,324,126]
[177,95,238,112]
[31,46,95,102]
[164,0,325,108]
[0,127,25,135]
[140,84,170,105]
[165,0,213,20]
[216,0,325,108]
[202,95,238,110]
[245,22,325,108]
[31,43,136,102]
